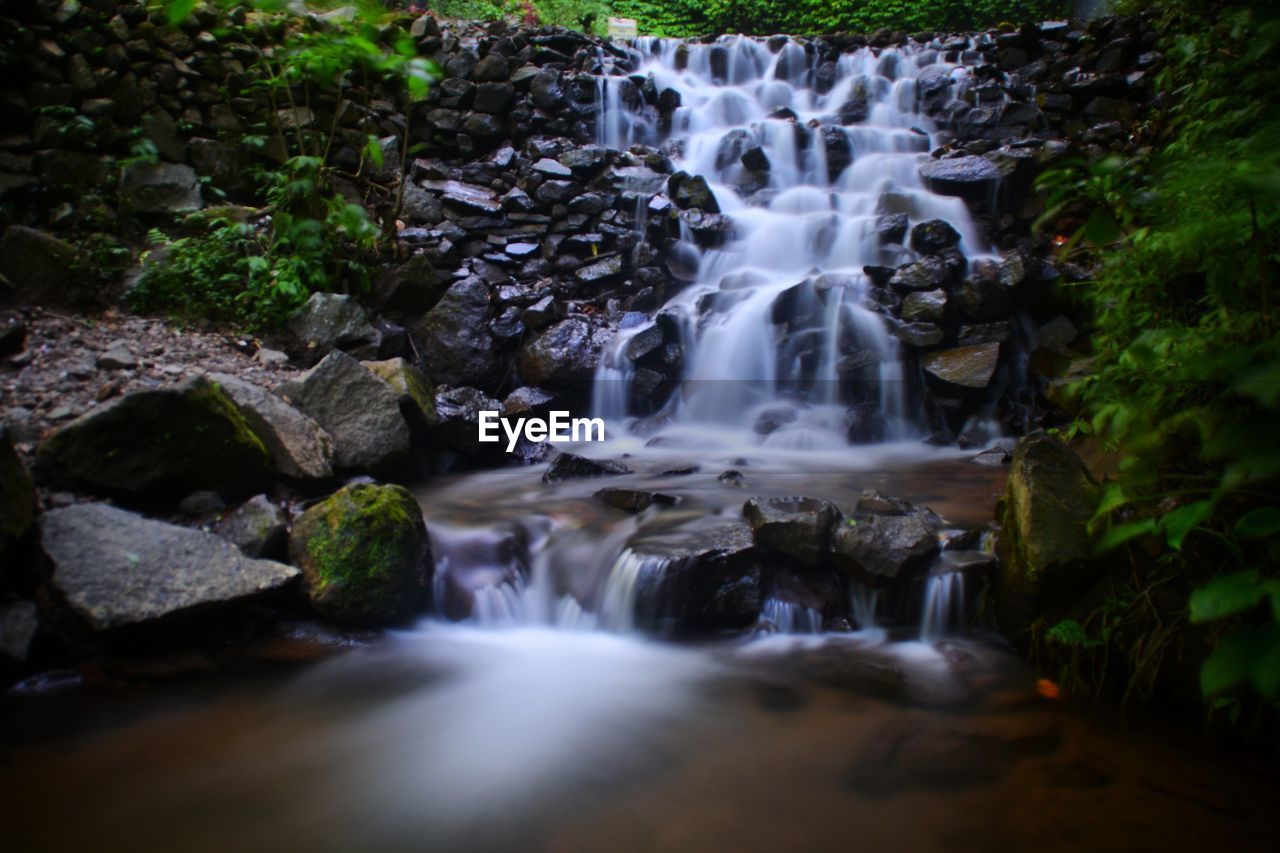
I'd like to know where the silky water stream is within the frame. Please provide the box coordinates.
[2,35,1279,853]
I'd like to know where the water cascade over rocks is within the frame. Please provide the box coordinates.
[418,35,1028,642]
[591,36,997,449]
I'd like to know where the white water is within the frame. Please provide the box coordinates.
[592,36,995,448]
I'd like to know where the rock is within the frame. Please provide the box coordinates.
[37,376,271,498]
[474,53,510,82]
[216,494,288,559]
[900,289,948,323]
[519,317,612,388]
[1,431,38,569]
[919,155,1013,204]
[275,352,411,475]
[574,254,625,285]
[96,340,136,370]
[996,433,1101,633]
[921,343,1001,391]
[119,162,202,215]
[596,487,678,513]
[958,322,1012,346]
[473,81,515,114]
[529,69,566,109]
[0,226,78,302]
[671,173,719,212]
[415,276,503,390]
[421,179,501,215]
[742,496,842,568]
[890,256,950,291]
[287,292,378,357]
[820,126,853,179]
[40,503,298,631]
[832,514,938,582]
[543,452,632,483]
[361,357,438,431]
[955,274,1012,321]
[856,489,917,516]
[432,385,504,453]
[875,213,909,244]
[741,146,770,172]
[207,373,334,481]
[909,219,962,254]
[374,254,445,315]
[462,112,503,140]
[630,518,761,634]
[895,322,944,348]
[0,601,38,665]
[289,484,430,626]
[178,490,226,517]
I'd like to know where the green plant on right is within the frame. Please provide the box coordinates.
[1034,0,1280,713]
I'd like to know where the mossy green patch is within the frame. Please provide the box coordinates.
[289,483,429,626]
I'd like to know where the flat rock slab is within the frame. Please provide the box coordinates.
[40,503,298,631]
[921,342,1001,391]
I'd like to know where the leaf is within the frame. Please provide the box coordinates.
[1190,570,1266,622]
[166,0,197,27]
[1234,506,1280,540]
[1200,625,1280,698]
[1159,500,1215,550]
[1096,518,1157,552]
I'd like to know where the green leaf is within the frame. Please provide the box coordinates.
[1190,570,1266,622]
[1234,507,1280,540]
[1159,500,1215,550]
[166,0,197,27]
[1096,518,1157,552]
[1200,625,1280,698]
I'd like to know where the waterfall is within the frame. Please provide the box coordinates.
[591,35,994,446]
[921,572,967,641]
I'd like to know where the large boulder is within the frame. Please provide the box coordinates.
[276,352,411,476]
[1,430,38,571]
[918,155,1014,206]
[519,317,613,388]
[39,503,298,630]
[287,292,379,358]
[995,433,1101,633]
[361,357,438,432]
[119,162,202,215]
[288,484,430,626]
[36,376,272,498]
[0,226,79,302]
[742,496,842,568]
[415,276,503,390]
[208,373,334,481]
[832,514,938,583]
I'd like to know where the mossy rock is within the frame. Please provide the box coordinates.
[1,430,38,572]
[995,432,1104,637]
[361,357,438,431]
[289,483,430,626]
[36,376,271,499]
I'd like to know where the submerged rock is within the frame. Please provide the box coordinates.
[543,452,632,483]
[289,484,430,626]
[40,503,297,630]
[595,487,678,513]
[36,376,272,498]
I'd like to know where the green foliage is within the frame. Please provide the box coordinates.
[610,0,1069,37]
[1037,0,1280,708]
[145,1,436,327]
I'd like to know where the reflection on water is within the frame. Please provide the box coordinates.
[2,626,1279,852]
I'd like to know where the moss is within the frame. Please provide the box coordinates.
[291,483,428,625]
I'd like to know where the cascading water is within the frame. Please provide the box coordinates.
[591,36,995,447]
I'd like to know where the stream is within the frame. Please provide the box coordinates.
[2,30,1278,853]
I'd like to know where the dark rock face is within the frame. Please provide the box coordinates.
[36,376,272,499]
[289,484,430,626]
[743,496,843,568]
[921,343,1001,392]
[519,317,613,388]
[0,226,79,302]
[118,162,202,214]
[996,433,1102,634]
[918,155,1013,204]
[287,293,379,358]
[40,503,298,630]
[276,352,411,476]
[415,276,503,391]
[909,219,961,254]
[0,431,38,570]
